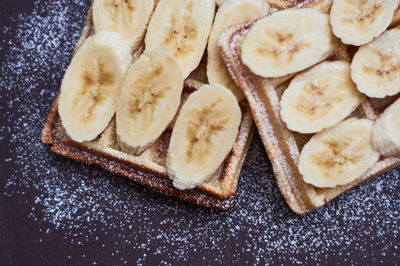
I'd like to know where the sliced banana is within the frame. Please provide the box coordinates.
[207,0,269,101]
[93,0,154,50]
[351,28,400,98]
[241,8,339,78]
[58,32,132,143]
[372,98,400,157]
[330,0,400,46]
[116,47,184,155]
[299,118,380,188]
[280,61,363,134]
[144,0,215,78]
[167,84,242,190]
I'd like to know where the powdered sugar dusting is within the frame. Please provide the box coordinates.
[1,0,400,264]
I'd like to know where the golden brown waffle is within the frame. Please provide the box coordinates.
[41,7,255,210]
[220,0,400,213]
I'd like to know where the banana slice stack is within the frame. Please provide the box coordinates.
[299,118,380,188]
[167,85,241,190]
[145,0,215,79]
[116,47,184,155]
[239,1,400,189]
[59,0,267,191]
[58,0,400,192]
[207,0,269,100]
[242,8,340,78]
[373,98,400,157]
[58,31,132,143]
[93,0,154,50]
[280,61,363,134]
[330,0,399,46]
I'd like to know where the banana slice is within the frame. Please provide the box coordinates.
[372,98,400,157]
[299,118,380,188]
[116,47,184,155]
[93,0,154,50]
[241,8,339,78]
[167,84,242,190]
[58,32,131,143]
[351,28,400,98]
[207,0,269,101]
[144,0,215,78]
[330,0,399,46]
[280,61,363,134]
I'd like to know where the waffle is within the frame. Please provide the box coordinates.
[41,7,255,210]
[220,0,400,213]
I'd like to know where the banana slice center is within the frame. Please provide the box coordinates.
[257,31,307,64]
[128,86,168,122]
[127,65,167,121]
[185,100,228,164]
[107,0,135,31]
[312,138,363,177]
[362,49,400,81]
[74,61,115,122]
[343,0,382,26]
[296,83,343,117]
[163,2,198,58]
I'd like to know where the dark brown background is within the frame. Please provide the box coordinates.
[1,0,399,265]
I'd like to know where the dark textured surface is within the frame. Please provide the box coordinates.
[1,0,399,265]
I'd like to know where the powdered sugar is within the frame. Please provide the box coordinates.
[1,0,400,264]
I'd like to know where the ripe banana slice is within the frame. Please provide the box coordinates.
[116,47,184,155]
[280,61,363,134]
[299,118,380,188]
[58,32,132,143]
[241,8,339,78]
[351,28,400,98]
[330,0,400,46]
[372,98,400,157]
[167,84,242,190]
[207,0,269,101]
[93,0,154,50]
[144,0,215,78]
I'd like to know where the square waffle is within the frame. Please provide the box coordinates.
[42,7,255,210]
[220,0,400,213]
